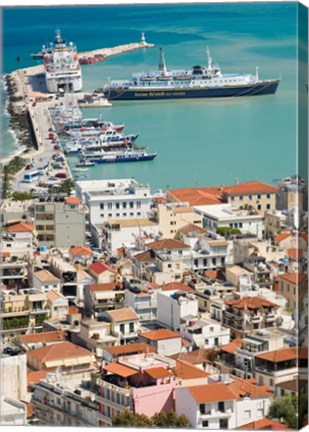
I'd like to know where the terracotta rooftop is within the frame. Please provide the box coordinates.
[204,269,225,281]
[256,347,307,363]
[162,282,194,292]
[106,307,139,322]
[225,297,277,310]
[287,248,303,260]
[27,370,48,387]
[188,383,236,403]
[70,246,93,256]
[174,348,213,365]
[168,187,224,206]
[146,238,190,251]
[27,341,93,364]
[66,196,81,205]
[178,223,206,235]
[145,367,173,379]
[172,206,194,214]
[172,359,209,380]
[46,290,67,302]
[134,249,157,263]
[0,251,11,257]
[104,343,156,357]
[6,222,34,233]
[238,419,291,430]
[228,378,272,399]
[86,282,120,292]
[276,379,307,392]
[18,330,66,345]
[89,261,116,275]
[220,339,242,354]
[278,273,307,285]
[33,269,60,283]
[140,328,181,341]
[223,181,278,196]
[104,362,138,378]
[274,232,291,243]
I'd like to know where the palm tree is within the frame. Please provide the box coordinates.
[58,178,76,195]
[2,165,14,199]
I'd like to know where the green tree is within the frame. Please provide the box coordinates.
[268,396,297,428]
[112,410,152,427]
[216,227,241,237]
[10,191,33,201]
[152,411,189,427]
[58,178,76,195]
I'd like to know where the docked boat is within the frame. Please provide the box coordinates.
[82,149,157,164]
[76,160,96,167]
[102,47,280,101]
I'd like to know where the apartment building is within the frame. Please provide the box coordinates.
[2,222,37,256]
[100,308,140,344]
[84,283,122,317]
[0,396,26,426]
[157,290,198,331]
[0,341,27,401]
[139,328,182,356]
[75,179,152,225]
[180,317,230,349]
[278,273,307,309]
[156,202,203,238]
[124,286,158,321]
[32,269,61,293]
[33,196,86,248]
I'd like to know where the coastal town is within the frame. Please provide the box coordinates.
[0,29,308,430]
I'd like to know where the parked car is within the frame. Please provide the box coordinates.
[55,172,67,179]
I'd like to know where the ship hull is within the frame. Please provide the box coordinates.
[88,154,157,163]
[106,80,280,101]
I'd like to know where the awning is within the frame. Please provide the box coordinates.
[104,363,138,378]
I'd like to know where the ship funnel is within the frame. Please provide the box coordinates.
[256,66,259,81]
[158,47,167,74]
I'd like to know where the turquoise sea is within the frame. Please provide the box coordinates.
[1,3,303,190]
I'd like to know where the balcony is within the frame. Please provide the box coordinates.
[135,301,157,310]
[265,315,276,322]
[199,408,233,419]
[96,379,131,398]
[250,315,262,323]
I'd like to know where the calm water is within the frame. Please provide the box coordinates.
[1,3,299,190]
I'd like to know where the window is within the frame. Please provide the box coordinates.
[108,203,113,210]
[239,195,243,201]
[200,404,205,414]
[218,401,225,412]
[130,213,134,216]
[123,202,127,209]
[269,379,273,386]
[100,203,104,210]
[239,222,243,228]
[257,204,261,210]
[130,201,134,208]
[231,196,234,202]
[129,322,134,333]
[116,213,120,217]
[116,203,120,209]
[257,409,264,418]
[119,323,125,334]
[204,339,209,345]
[257,194,261,199]
[202,421,208,427]
[108,213,112,218]
[123,213,127,217]
[136,201,141,208]
[209,327,214,332]
[266,194,270,199]
[100,214,105,218]
[137,212,141,216]
[194,259,198,267]
[249,194,252,200]
[244,410,251,419]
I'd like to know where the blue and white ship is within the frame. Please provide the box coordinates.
[103,48,280,100]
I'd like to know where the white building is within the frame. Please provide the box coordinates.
[44,29,82,93]
[0,396,26,426]
[157,290,198,331]
[76,179,152,226]
[139,328,182,356]
[180,317,230,349]
[124,286,158,321]
[194,204,264,239]
[32,270,61,293]
[0,342,27,401]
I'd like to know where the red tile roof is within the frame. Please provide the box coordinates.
[274,232,291,243]
[27,341,92,364]
[238,419,291,430]
[89,261,116,275]
[174,348,213,365]
[178,223,207,235]
[162,282,194,292]
[228,378,272,399]
[145,367,173,379]
[256,347,307,363]
[220,339,242,354]
[70,246,93,256]
[18,331,66,345]
[66,196,81,205]
[278,273,307,285]
[86,282,120,292]
[106,307,139,322]
[0,251,11,258]
[6,223,34,233]
[188,383,236,403]
[134,249,157,263]
[287,248,303,260]
[140,328,181,341]
[223,181,278,196]
[104,362,138,378]
[225,297,277,310]
[146,238,190,251]
[168,187,224,206]
[104,343,156,357]
[204,269,225,281]
[172,359,209,380]
[27,370,48,386]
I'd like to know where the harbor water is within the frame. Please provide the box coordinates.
[1,3,299,190]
